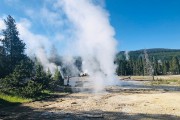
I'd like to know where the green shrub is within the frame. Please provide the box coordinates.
[20,80,43,98]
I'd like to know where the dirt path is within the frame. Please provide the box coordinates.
[0,89,180,120]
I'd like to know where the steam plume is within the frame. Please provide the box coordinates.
[56,0,118,92]
[125,51,129,60]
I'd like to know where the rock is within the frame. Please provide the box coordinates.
[71,102,77,104]
[84,114,103,118]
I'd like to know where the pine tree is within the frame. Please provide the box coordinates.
[170,57,180,74]
[53,67,64,86]
[47,68,52,78]
[1,57,34,93]
[1,15,25,73]
[152,58,158,75]
[35,64,45,78]
[0,46,7,78]
[162,61,168,75]
[34,64,50,89]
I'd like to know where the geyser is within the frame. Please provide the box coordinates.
[57,0,118,92]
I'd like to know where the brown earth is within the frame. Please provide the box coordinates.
[0,87,180,120]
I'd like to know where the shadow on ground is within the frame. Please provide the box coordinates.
[0,98,21,108]
[0,88,180,120]
[0,99,179,120]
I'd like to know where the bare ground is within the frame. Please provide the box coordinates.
[0,87,180,120]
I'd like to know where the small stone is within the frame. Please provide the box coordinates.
[71,102,77,104]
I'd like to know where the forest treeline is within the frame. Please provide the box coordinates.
[115,49,180,76]
[0,15,64,98]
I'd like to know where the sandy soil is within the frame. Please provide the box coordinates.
[0,88,180,120]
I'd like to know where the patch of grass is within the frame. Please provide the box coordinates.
[0,92,31,103]
[0,90,58,108]
[0,89,67,108]
[0,92,32,108]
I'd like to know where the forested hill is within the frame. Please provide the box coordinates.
[117,48,180,60]
[116,48,180,76]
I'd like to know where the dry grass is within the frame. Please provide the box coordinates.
[0,92,31,103]
[120,75,180,81]
[120,75,180,86]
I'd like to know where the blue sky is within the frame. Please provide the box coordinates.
[106,0,180,51]
[0,0,180,51]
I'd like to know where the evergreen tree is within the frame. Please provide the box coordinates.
[152,58,158,75]
[53,67,64,86]
[34,64,50,89]
[0,46,7,78]
[139,57,144,75]
[157,60,163,75]
[47,68,52,78]
[1,58,34,93]
[1,15,25,73]
[170,57,180,74]
[162,61,169,75]
[125,60,132,75]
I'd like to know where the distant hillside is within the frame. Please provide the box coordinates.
[117,48,180,60]
[116,48,180,76]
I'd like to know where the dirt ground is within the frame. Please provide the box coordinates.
[0,87,180,120]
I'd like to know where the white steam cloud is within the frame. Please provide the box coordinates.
[125,51,129,60]
[56,0,118,92]
[16,19,57,73]
[0,19,6,40]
